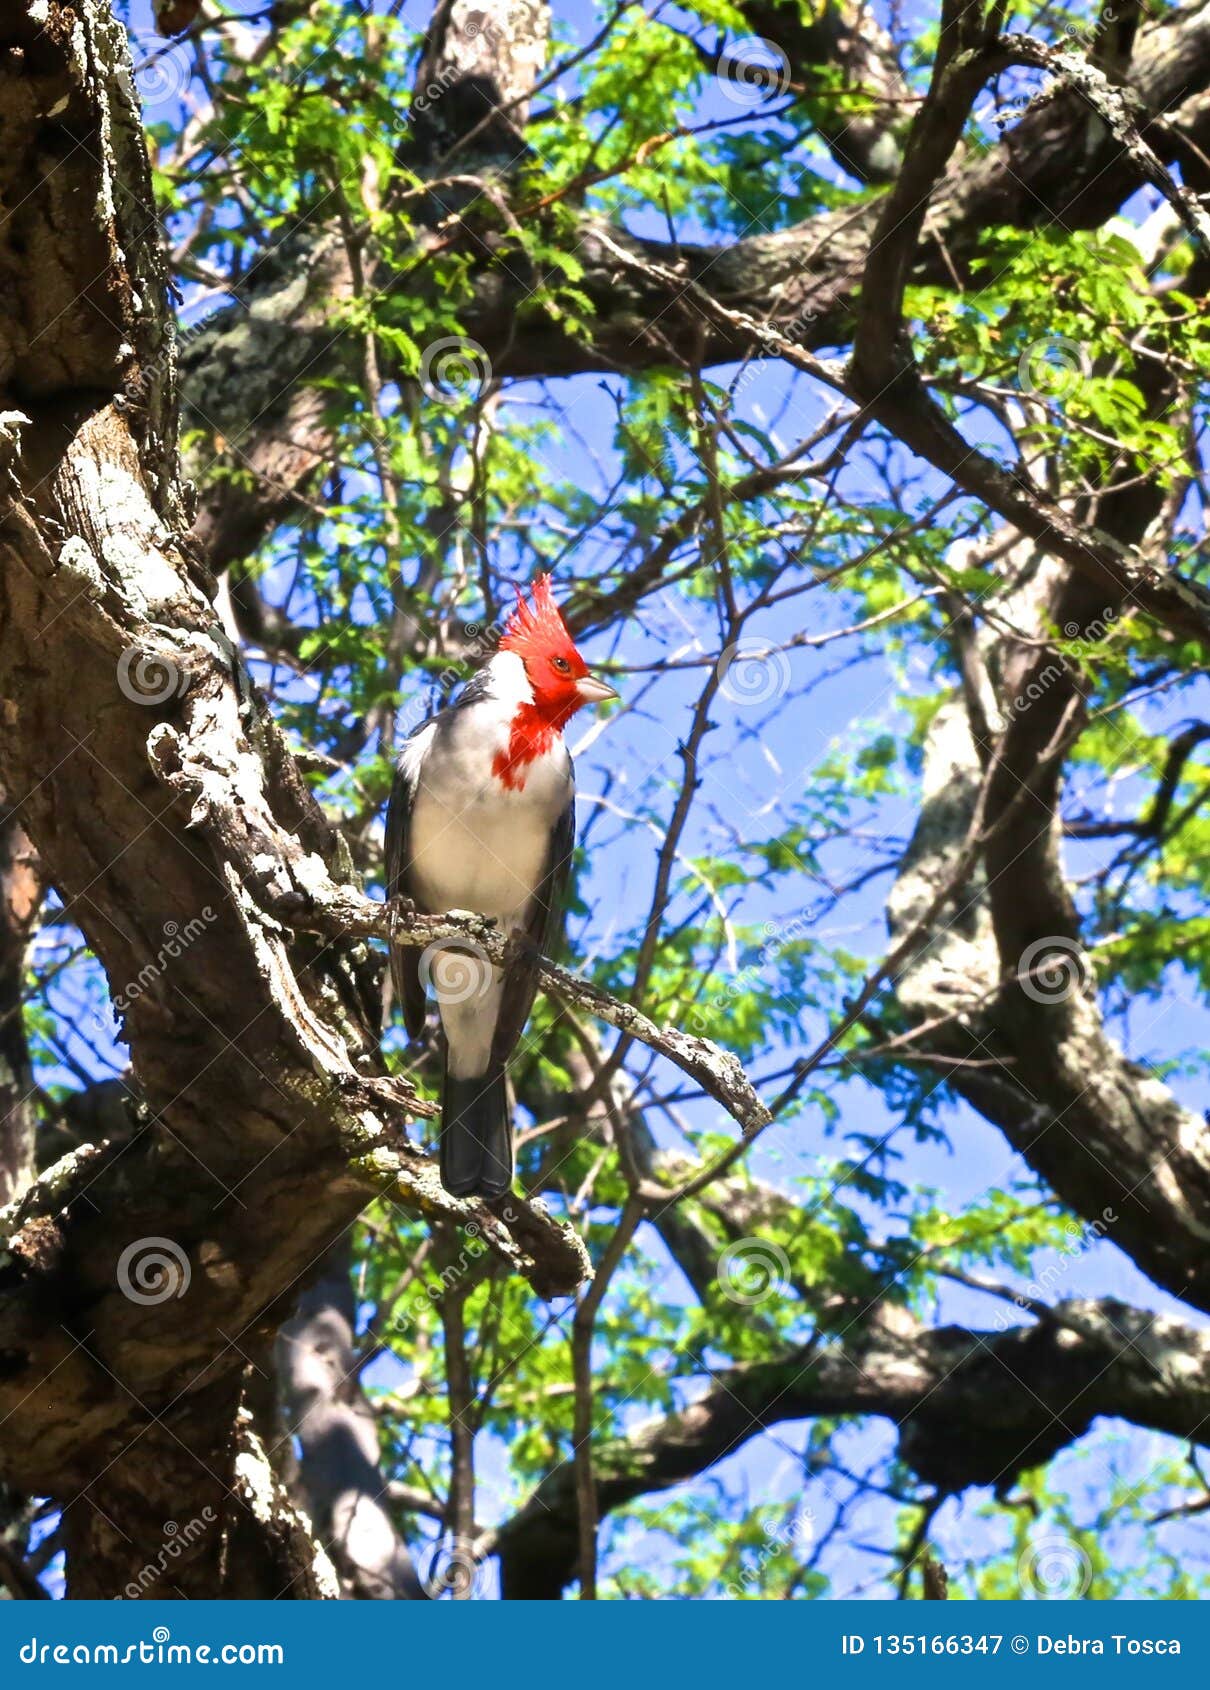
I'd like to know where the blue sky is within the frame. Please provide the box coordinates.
[39,0,1207,1599]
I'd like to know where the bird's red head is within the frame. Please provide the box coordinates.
[499,574,617,726]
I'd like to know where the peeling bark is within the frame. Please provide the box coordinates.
[0,0,582,1597]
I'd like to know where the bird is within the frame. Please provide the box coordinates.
[385,576,618,1199]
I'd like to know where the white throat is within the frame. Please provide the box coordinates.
[482,649,535,714]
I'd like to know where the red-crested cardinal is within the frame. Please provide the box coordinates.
[385,576,617,1198]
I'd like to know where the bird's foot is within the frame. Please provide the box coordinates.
[387,892,416,941]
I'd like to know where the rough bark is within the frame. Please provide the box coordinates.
[0,793,39,1204]
[63,1371,339,1600]
[883,208,1210,1309]
[0,0,582,1597]
[738,0,910,183]
[887,628,1210,1313]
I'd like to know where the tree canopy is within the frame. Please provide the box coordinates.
[0,0,1209,1600]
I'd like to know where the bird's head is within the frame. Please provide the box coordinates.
[499,575,617,725]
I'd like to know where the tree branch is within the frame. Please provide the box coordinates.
[496,1296,1210,1596]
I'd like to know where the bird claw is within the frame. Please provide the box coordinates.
[387,893,416,940]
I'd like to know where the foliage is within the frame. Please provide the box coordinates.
[33,0,1210,1598]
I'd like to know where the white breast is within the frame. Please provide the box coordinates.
[404,656,573,930]
[401,656,573,1079]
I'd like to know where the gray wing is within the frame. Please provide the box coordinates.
[490,789,575,1069]
[384,734,429,1041]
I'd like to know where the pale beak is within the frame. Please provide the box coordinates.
[575,672,619,704]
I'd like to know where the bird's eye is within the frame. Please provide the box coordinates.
[551,656,571,674]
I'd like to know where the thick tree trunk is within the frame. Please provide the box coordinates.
[63,1369,339,1600]
[0,0,583,1598]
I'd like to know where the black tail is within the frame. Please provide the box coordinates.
[441,1067,512,1199]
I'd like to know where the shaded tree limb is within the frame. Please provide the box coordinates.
[278,1239,425,1599]
[496,1297,1210,1596]
[0,4,582,1600]
[181,3,1210,580]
